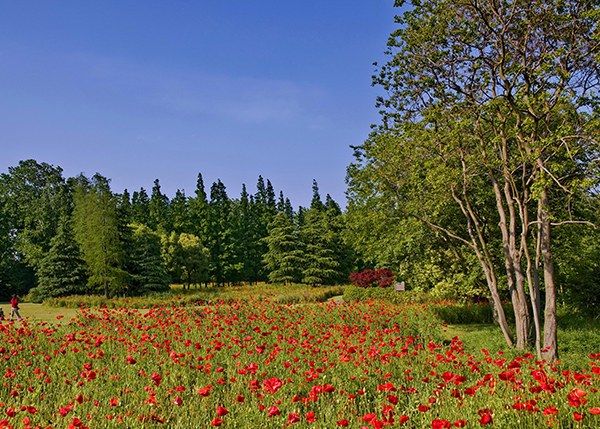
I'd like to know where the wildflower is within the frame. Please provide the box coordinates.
[268,406,281,417]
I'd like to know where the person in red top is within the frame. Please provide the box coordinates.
[10,295,22,321]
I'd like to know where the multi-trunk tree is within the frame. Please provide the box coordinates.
[348,0,600,360]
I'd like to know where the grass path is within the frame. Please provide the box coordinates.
[0,302,80,324]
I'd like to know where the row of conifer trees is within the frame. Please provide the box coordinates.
[0,160,355,300]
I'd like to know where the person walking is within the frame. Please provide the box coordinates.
[10,295,22,321]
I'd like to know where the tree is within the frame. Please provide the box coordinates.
[129,224,170,295]
[179,233,209,289]
[131,187,150,225]
[207,180,232,285]
[0,159,67,270]
[73,174,128,298]
[170,189,190,234]
[30,216,87,301]
[350,0,600,359]
[161,231,209,289]
[189,173,209,249]
[300,209,340,285]
[150,179,170,232]
[310,179,325,212]
[262,212,304,284]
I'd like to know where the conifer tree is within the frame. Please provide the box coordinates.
[189,173,209,249]
[170,189,190,234]
[129,224,170,295]
[32,216,87,301]
[131,187,150,225]
[207,180,232,285]
[150,179,170,232]
[230,184,257,283]
[277,191,285,213]
[262,212,303,284]
[73,174,128,298]
[300,208,339,285]
[310,179,325,212]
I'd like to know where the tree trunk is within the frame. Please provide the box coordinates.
[491,174,530,348]
[539,188,558,361]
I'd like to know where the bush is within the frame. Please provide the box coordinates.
[349,268,395,288]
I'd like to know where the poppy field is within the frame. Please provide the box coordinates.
[1,298,599,428]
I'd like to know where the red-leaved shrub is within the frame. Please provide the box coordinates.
[349,268,395,288]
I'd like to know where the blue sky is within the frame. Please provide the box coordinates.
[0,1,400,209]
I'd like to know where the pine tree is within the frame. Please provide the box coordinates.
[32,216,87,300]
[170,189,190,234]
[128,224,170,295]
[189,173,209,251]
[150,179,170,232]
[300,208,339,285]
[131,187,150,225]
[262,212,303,284]
[310,179,325,212]
[230,184,257,283]
[207,180,232,285]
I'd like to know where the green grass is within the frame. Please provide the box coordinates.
[0,302,81,324]
[443,308,600,369]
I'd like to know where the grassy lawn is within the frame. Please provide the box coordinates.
[0,302,80,324]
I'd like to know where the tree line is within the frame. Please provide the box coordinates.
[0,160,354,300]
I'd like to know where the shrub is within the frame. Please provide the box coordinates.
[349,268,395,288]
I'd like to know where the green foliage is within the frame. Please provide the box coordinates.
[300,209,340,285]
[128,224,170,295]
[73,173,128,298]
[262,212,304,284]
[30,216,87,302]
[0,159,67,270]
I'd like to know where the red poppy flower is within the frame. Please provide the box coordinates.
[362,413,377,423]
[287,413,300,424]
[453,419,467,428]
[337,419,349,427]
[590,407,600,415]
[419,405,431,412]
[431,419,451,429]
[478,413,492,425]
[217,406,228,416]
[211,418,223,426]
[172,396,182,406]
[398,415,409,424]
[573,412,585,422]
[387,395,398,405]
[306,412,317,423]
[268,406,281,417]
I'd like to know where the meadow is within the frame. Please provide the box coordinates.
[1,285,599,428]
